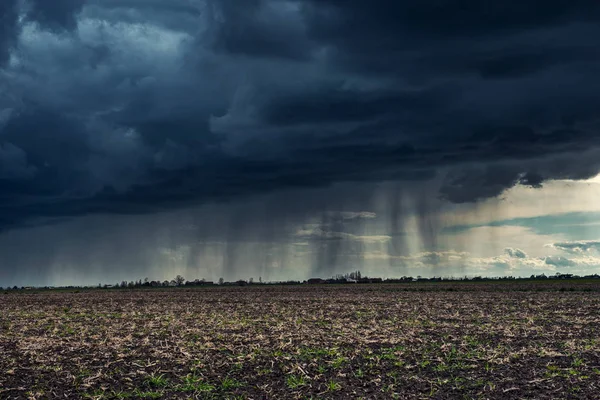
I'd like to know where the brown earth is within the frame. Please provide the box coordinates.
[1,282,599,399]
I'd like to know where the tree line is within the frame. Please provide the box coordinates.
[3,271,600,291]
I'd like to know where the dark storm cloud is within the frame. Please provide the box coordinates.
[0,0,83,64]
[0,0,600,231]
[211,0,600,201]
[0,0,19,64]
[82,0,205,32]
[303,0,598,37]
[206,0,313,60]
[26,0,85,31]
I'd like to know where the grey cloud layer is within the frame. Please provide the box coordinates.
[1,0,600,229]
[551,240,600,254]
[505,248,528,259]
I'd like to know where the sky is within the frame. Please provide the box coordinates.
[1,0,600,286]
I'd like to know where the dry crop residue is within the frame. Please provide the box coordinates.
[1,283,599,399]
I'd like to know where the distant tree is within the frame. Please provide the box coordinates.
[249,277,254,284]
[259,276,262,284]
[175,275,185,286]
[120,281,127,288]
[218,277,224,285]
[162,280,169,287]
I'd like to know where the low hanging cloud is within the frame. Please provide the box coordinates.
[326,211,378,221]
[295,227,391,244]
[550,240,600,254]
[363,250,522,272]
[544,255,577,267]
[505,247,528,259]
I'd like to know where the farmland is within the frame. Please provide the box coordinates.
[1,282,599,399]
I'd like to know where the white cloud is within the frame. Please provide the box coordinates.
[361,246,600,276]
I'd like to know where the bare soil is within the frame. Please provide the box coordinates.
[1,282,599,399]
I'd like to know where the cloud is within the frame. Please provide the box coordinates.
[402,251,471,266]
[0,0,599,232]
[550,240,600,254]
[208,0,600,206]
[0,142,37,180]
[26,0,85,31]
[364,249,600,274]
[544,254,600,269]
[544,255,577,267]
[295,227,391,244]
[1,0,84,66]
[0,0,19,64]
[206,0,313,61]
[362,250,517,272]
[505,248,528,259]
[325,211,377,221]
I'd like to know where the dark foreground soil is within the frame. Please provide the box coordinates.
[1,282,599,399]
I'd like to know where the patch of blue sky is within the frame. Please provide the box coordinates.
[443,211,600,240]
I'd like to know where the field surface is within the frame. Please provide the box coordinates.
[1,282,600,399]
